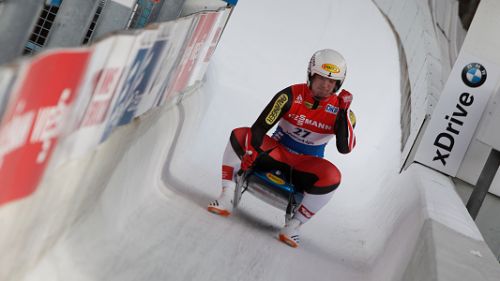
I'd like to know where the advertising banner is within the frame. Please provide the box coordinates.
[72,37,115,130]
[70,35,136,152]
[128,32,169,118]
[0,50,90,205]
[415,51,500,176]
[166,12,220,97]
[136,17,194,114]
[56,37,116,161]
[155,17,197,106]
[102,29,161,140]
[203,10,230,64]
[188,10,229,87]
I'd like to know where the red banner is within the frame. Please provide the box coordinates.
[169,12,219,95]
[0,50,90,205]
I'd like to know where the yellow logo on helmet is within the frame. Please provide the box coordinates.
[321,64,340,73]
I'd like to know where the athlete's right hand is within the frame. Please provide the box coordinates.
[241,132,258,171]
[241,148,257,171]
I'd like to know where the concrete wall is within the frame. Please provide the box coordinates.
[44,0,101,48]
[0,0,188,60]
[0,0,45,64]
[404,219,500,280]
[400,164,500,280]
[156,0,187,22]
[91,0,135,42]
[454,178,500,261]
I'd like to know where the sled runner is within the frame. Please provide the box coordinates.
[233,151,303,222]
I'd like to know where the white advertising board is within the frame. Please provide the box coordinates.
[66,35,137,159]
[69,37,115,131]
[188,10,230,87]
[136,17,195,114]
[185,11,220,87]
[415,51,500,176]
[53,37,115,164]
[102,29,159,140]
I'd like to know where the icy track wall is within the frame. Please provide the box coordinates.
[372,0,500,280]
[372,0,465,166]
[0,5,232,280]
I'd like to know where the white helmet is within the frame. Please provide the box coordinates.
[307,49,346,93]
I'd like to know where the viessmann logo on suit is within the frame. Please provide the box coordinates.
[415,53,499,176]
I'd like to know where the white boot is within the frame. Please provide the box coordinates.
[278,218,302,248]
[207,186,234,217]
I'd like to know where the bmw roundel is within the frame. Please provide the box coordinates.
[461,63,487,88]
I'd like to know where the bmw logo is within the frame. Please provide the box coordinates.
[461,63,487,88]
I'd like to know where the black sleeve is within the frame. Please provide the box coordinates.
[334,109,351,154]
[250,87,293,151]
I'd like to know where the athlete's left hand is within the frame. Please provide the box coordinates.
[338,90,353,110]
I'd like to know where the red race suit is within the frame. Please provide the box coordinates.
[230,83,356,194]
